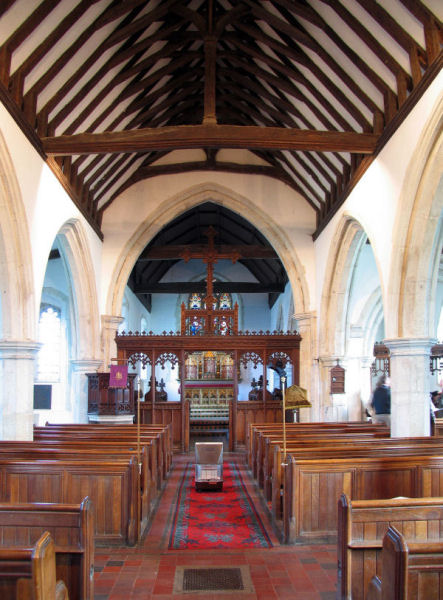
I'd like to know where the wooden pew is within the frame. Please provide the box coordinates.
[260,432,397,499]
[282,454,443,545]
[337,494,443,600]
[34,424,171,485]
[0,458,138,547]
[0,498,93,600]
[248,422,388,474]
[271,439,443,519]
[367,526,443,600]
[39,423,173,474]
[0,442,155,531]
[0,531,69,600]
[248,422,388,469]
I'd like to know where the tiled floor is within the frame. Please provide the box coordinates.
[94,453,337,599]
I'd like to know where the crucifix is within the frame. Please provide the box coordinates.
[180,226,240,308]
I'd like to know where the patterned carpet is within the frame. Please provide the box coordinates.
[169,462,273,549]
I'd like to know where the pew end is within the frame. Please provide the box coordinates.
[0,531,70,600]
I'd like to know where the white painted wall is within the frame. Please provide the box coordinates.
[0,104,103,322]
[100,173,316,318]
[314,71,443,340]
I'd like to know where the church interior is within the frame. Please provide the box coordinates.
[0,1,442,598]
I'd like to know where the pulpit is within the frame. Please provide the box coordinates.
[86,372,136,423]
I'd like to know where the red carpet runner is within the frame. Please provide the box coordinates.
[169,462,272,549]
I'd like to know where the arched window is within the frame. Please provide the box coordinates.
[36,304,62,382]
[189,292,202,309]
[187,289,232,310]
[219,292,232,309]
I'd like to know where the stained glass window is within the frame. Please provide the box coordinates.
[219,292,232,309]
[189,292,202,309]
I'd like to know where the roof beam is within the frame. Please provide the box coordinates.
[134,282,285,294]
[42,124,377,155]
[138,244,279,261]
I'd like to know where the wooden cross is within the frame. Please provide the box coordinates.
[180,226,240,302]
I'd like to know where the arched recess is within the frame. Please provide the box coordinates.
[319,216,383,358]
[0,130,36,438]
[389,96,443,339]
[353,288,384,357]
[56,219,101,360]
[0,130,35,341]
[106,182,309,322]
[319,215,385,421]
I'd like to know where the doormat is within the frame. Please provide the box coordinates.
[169,462,272,549]
[173,565,254,594]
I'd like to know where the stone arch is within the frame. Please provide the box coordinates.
[389,95,443,339]
[106,182,309,320]
[353,288,384,357]
[56,220,101,360]
[0,130,35,340]
[319,215,381,357]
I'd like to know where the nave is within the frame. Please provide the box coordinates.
[93,453,337,600]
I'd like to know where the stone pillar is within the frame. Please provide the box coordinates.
[0,340,39,440]
[293,311,317,422]
[70,359,103,423]
[385,337,436,437]
[101,315,123,373]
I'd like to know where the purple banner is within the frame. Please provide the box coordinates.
[109,364,128,388]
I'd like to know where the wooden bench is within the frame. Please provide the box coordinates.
[250,424,389,482]
[0,441,155,531]
[39,423,173,474]
[34,424,171,484]
[271,439,443,520]
[0,457,138,547]
[0,498,93,600]
[259,431,396,499]
[282,454,443,544]
[0,531,69,600]
[367,526,443,600]
[337,494,443,600]
[248,422,388,470]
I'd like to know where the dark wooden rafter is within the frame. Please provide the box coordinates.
[36,17,190,134]
[0,0,440,240]
[215,49,348,206]
[232,21,378,124]
[42,124,378,156]
[223,13,371,128]
[61,26,204,199]
[219,66,346,174]
[138,243,278,261]
[217,31,356,204]
[133,282,285,294]
[320,0,411,81]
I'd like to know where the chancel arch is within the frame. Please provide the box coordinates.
[105,182,309,325]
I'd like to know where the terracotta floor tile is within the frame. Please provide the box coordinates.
[94,454,337,599]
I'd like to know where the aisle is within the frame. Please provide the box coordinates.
[94,454,337,599]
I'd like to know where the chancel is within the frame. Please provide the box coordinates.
[0,1,441,598]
